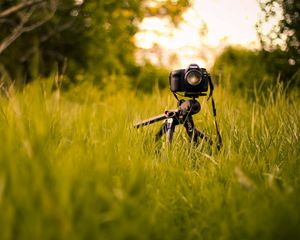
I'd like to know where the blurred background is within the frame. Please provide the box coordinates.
[0,0,299,96]
[0,3,299,238]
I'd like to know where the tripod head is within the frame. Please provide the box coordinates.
[134,99,201,129]
[177,99,200,115]
[134,98,215,146]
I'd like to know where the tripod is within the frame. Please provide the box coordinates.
[134,99,213,146]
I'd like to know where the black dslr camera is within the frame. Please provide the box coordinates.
[169,64,210,97]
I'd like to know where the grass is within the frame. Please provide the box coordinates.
[0,80,299,240]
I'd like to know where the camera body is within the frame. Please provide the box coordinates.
[169,64,210,97]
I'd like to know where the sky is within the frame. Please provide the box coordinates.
[135,0,263,68]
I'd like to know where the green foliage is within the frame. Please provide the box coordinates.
[257,0,300,67]
[0,0,190,88]
[134,62,169,93]
[0,0,90,84]
[144,0,190,25]
[0,79,299,239]
[212,46,299,98]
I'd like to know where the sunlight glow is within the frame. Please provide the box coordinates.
[135,0,263,68]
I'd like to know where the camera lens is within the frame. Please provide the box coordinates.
[186,71,202,86]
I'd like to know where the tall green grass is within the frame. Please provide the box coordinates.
[0,80,299,239]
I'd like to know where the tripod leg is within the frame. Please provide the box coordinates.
[165,118,176,144]
[183,116,213,145]
[155,118,177,144]
[195,129,213,146]
[155,122,166,141]
[183,116,198,144]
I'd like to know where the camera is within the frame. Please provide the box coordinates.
[169,64,210,97]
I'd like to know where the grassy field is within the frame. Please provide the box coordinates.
[0,80,299,240]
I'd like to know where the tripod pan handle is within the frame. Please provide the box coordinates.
[134,113,167,128]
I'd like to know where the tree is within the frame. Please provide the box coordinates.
[211,46,296,96]
[0,0,89,84]
[257,0,300,67]
[0,0,191,87]
[0,0,57,55]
